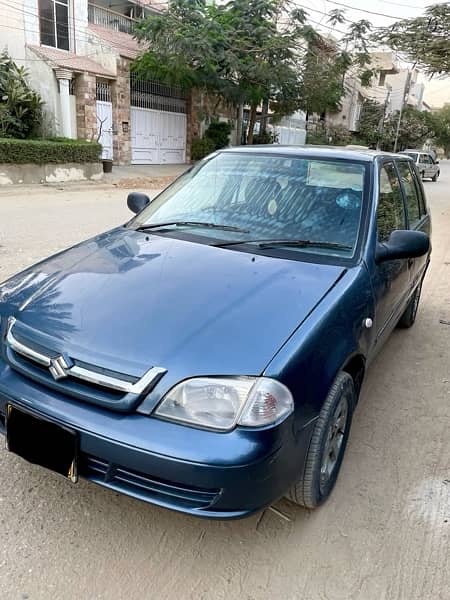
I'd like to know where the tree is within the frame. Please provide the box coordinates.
[0,52,43,139]
[134,0,307,143]
[381,107,435,151]
[133,0,374,144]
[377,3,450,75]
[357,98,385,147]
[428,104,450,155]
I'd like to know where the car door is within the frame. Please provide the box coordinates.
[417,154,427,178]
[372,161,410,343]
[428,155,438,178]
[396,160,431,288]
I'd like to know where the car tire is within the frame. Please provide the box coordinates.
[397,283,422,328]
[420,171,425,181]
[287,371,355,509]
[432,172,439,182]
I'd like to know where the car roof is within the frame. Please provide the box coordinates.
[220,145,406,163]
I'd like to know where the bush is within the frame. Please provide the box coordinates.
[252,131,278,144]
[190,137,215,161]
[0,138,102,164]
[0,52,43,139]
[204,120,232,150]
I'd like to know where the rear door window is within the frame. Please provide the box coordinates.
[396,161,421,227]
[377,163,406,241]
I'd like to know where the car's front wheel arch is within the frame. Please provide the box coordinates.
[341,353,366,399]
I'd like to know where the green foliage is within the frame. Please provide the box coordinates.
[306,129,328,145]
[134,0,307,112]
[381,107,435,151]
[297,35,349,115]
[190,137,215,161]
[133,0,373,140]
[252,130,278,144]
[376,3,450,75]
[0,52,43,139]
[427,105,450,155]
[204,120,232,150]
[357,99,384,147]
[306,124,352,146]
[0,138,102,164]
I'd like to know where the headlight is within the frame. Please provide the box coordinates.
[154,376,293,431]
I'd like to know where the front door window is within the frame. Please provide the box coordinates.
[377,162,406,241]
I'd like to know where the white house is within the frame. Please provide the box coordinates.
[0,0,192,164]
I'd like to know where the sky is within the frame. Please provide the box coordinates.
[308,0,450,107]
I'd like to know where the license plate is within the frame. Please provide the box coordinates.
[5,405,78,482]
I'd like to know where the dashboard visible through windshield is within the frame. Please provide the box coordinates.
[131,152,368,260]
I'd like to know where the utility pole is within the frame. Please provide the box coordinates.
[377,85,392,150]
[393,70,412,153]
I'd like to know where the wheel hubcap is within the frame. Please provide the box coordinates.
[320,396,348,491]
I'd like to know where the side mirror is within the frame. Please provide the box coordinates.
[375,230,430,263]
[127,192,150,214]
[436,160,440,164]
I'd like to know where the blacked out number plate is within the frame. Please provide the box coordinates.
[6,405,78,482]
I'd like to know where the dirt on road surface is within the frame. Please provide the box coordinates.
[0,169,449,600]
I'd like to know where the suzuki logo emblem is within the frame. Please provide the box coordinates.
[49,355,71,381]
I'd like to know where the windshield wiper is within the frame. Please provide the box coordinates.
[214,239,352,250]
[135,221,249,233]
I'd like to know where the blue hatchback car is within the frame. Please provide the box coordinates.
[0,147,431,518]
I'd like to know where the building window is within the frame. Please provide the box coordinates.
[378,72,386,87]
[39,0,70,51]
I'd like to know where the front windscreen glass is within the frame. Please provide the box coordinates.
[130,153,367,259]
[402,152,419,162]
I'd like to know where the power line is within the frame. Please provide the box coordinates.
[320,0,410,21]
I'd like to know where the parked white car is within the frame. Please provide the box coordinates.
[400,150,440,182]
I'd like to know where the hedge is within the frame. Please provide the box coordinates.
[0,138,102,164]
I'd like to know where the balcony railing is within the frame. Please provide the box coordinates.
[88,4,135,34]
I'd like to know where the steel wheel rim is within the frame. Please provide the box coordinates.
[320,395,349,492]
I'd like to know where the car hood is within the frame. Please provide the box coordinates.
[1,228,345,379]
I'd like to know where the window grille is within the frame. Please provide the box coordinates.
[130,74,187,114]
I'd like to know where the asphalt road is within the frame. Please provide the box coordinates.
[0,167,449,600]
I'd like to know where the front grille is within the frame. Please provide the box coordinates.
[80,455,221,510]
[7,347,130,407]
[3,317,166,411]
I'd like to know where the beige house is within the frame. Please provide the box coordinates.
[0,0,198,164]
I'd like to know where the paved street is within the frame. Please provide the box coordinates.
[0,167,449,600]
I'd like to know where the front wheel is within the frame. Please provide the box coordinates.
[432,171,439,182]
[287,372,355,509]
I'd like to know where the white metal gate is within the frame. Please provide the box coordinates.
[96,82,113,160]
[96,101,113,160]
[131,107,186,164]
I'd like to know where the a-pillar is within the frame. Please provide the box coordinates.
[55,68,73,138]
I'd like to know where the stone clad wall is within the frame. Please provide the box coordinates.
[112,57,132,165]
[75,73,97,141]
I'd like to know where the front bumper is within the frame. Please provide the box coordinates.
[0,362,314,519]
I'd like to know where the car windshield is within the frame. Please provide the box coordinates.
[130,153,367,259]
[402,152,419,161]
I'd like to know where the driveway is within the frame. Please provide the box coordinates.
[0,166,449,600]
